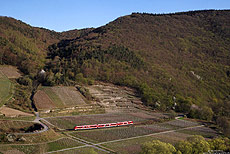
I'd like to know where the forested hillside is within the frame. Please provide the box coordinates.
[46,10,230,115]
[0,16,89,75]
[0,10,230,135]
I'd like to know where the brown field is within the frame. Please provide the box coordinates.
[34,86,87,111]
[70,125,169,143]
[152,131,191,144]
[52,86,86,106]
[0,65,21,78]
[177,126,218,138]
[0,106,34,117]
[34,90,56,110]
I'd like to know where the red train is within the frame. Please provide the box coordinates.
[74,121,133,130]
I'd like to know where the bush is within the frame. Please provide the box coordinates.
[17,76,32,87]
[186,135,210,154]
[140,140,178,154]
[216,116,230,137]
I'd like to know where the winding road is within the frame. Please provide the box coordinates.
[14,112,49,135]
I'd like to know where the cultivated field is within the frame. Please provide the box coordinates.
[86,83,144,113]
[0,71,14,107]
[41,87,64,108]
[68,119,200,143]
[177,125,218,138]
[45,137,83,152]
[44,111,166,130]
[69,125,166,143]
[100,132,192,154]
[0,137,83,154]
[52,86,86,107]
[44,110,218,154]
[34,90,56,110]
[34,86,87,111]
[158,119,199,129]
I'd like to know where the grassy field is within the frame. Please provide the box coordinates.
[0,71,14,107]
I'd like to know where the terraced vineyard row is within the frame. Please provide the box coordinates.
[158,119,199,129]
[34,86,87,111]
[69,123,182,143]
[177,125,218,138]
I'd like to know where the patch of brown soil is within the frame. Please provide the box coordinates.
[0,65,21,78]
[0,106,33,117]
[34,90,56,110]
[2,149,25,154]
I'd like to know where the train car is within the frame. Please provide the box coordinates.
[74,121,134,130]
